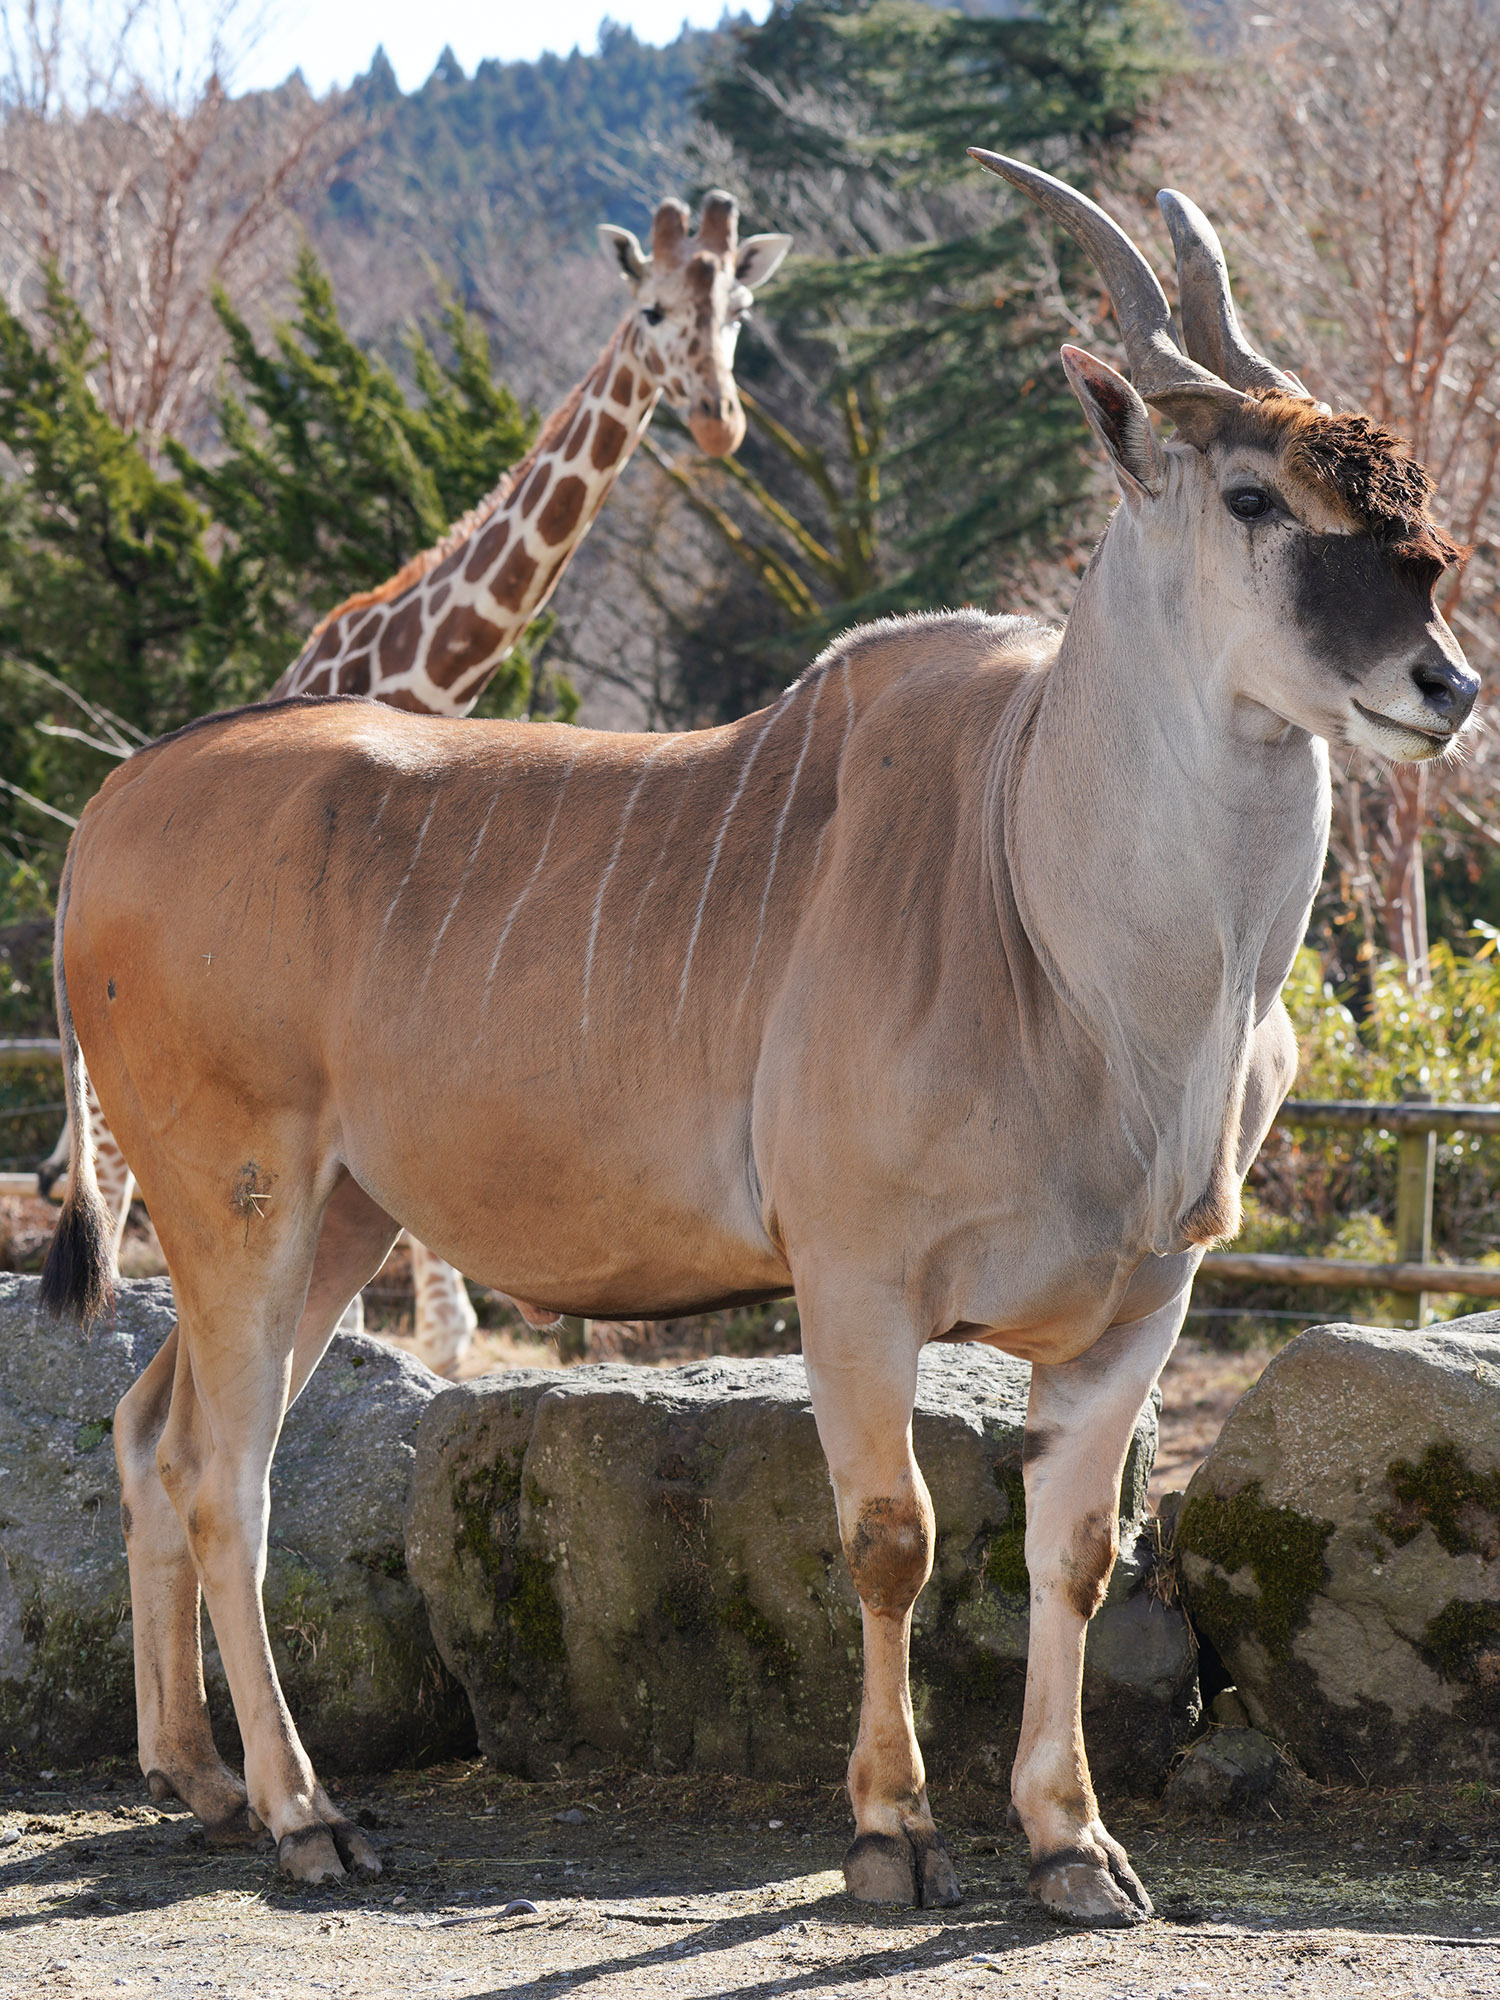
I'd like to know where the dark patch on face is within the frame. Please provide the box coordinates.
[1061,1507,1116,1621]
[687,336,701,358]
[610,365,634,406]
[337,653,371,692]
[591,413,628,470]
[645,349,665,377]
[427,604,503,688]
[464,514,510,584]
[379,599,424,675]
[844,1495,933,1617]
[493,541,539,612]
[564,411,591,461]
[1291,532,1442,682]
[537,475,587,548]
[520,465,550,517]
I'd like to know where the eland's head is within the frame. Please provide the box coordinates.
[970,151,1478,762]
[599,191,792,456]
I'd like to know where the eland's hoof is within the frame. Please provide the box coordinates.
[330,1819,382,1877]
[844,1832,917,1904]
[277,1824,345,1885]
[844,1829,963,1909]
[1028,1845,1152,1927]
[915,1831,962,1908]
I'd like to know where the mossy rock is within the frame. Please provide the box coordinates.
[1178,1315,1500,1783]
[406,1347,1195,1792]
[0,1275,472,1770]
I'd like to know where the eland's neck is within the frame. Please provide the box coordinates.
[1004,513,1330,1250]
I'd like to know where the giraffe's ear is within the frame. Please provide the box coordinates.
[598,224,649,288]
[735,233,792,291]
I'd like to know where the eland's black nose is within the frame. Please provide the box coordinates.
[1411,652,1479,729]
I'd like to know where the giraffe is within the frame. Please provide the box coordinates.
[42,188,791,1376]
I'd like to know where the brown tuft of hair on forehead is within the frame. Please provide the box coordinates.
[1223,390,1468,574]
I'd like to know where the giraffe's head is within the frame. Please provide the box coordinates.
[599,191,791,456]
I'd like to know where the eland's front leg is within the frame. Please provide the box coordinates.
[1012,1300,1185,1927]
[802,1301,961,1909]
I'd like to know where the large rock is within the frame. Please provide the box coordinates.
[406,1347,1196,1792]
[1176,1315,1500,1784]
[0,1275,473,1769]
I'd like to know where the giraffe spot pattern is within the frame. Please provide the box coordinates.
[428,543,468,587]
[427,582,451,617]
[338,654,372,692]
[521,465,551,516]
[379,599,424,676]
[538,475,587,548]
[592,413,629,471]
[493,541,539,612]
[427,604,504,688]
[353,613,382,648]
[610,366,634,406]
[564,412,592,461]
[383,686,438,713]
[310,626,343,666]
[464,515,510,584]
[645,350,665,377]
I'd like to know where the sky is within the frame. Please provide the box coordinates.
[228,3,773,97]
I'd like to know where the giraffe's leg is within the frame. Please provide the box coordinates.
[1012,1299,1186,1927]
[799,1276,961,1910]
[118,1174,398,1870]
[406,1234,476,1377]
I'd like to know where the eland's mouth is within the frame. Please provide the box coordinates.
[1349,698,1456,759]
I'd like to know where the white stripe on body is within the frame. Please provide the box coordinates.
[581,739,672,1035]
[476,748,581,1036]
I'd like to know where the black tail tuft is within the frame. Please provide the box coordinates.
[39,1181,115,1327]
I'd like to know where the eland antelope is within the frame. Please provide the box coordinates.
[41,156,1476,1926]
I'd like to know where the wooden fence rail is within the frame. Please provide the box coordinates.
[0,1041,1494,1319]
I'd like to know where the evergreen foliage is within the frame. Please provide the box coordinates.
[172,248,538,696]
[0,252,549,902]
[663,0,1190,716]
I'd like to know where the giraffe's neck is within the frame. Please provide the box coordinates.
[273,316,661,716]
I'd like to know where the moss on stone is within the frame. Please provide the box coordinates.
[1423,1598,1500,1699]
[1178,1480,1333,1660]
[507,1552,565,1664]
[720,1581,798,1687]
[983,1457,1029,1597]
[0,1593,136,1760]
[1377,1441,1500,1556]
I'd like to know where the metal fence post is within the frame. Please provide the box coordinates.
[1395,1091,1436,1326]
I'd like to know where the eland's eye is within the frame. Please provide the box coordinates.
[1225,486,1274,522]
[642,304,665,327]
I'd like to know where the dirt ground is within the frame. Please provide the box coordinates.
[0,1762,1496,1998]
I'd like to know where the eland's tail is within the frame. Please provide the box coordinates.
[38,851,114,1326]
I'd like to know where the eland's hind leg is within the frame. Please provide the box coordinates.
[1012,1297,1186,1927]
[799,1277,961,1910]
[116,1326,261,1843]
[121,1173,398,1879]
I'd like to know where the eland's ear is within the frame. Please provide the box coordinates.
[1061,345,1165,501]
[598,224,649,287]
[736,233,792,290]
